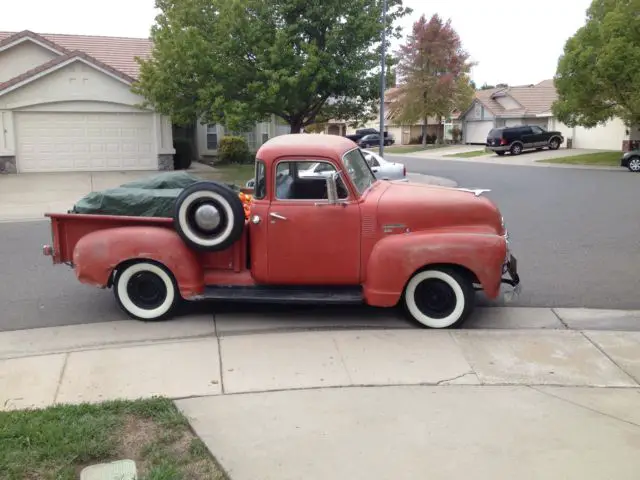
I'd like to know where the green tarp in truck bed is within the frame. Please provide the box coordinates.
[70,171,240,218]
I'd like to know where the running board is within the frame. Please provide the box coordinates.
[196,285,364,304]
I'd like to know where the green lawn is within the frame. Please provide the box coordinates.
[538,151,622,166]
[197,163,255,186]
[444,150,490,158]
[0,397,227,480]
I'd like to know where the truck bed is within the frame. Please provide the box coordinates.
[44,213,248,275]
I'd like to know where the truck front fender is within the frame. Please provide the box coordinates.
[364,231,507,307]
[73,226,204,298]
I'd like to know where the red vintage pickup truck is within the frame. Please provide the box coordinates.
[43,134,520,329]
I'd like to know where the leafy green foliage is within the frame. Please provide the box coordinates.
[134,0,411,133]
[387,14,475,144]
[217,136,252,164]
[553,0,640,127]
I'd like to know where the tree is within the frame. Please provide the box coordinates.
[386,14,474,144]
[479,82,508,90]
[552,0,640,128]
[134,0,411,133]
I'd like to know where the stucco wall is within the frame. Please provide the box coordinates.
[0,41,58,84]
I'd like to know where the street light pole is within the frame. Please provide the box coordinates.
[378,0,387,157]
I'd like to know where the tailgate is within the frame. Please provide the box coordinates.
[44,213,173,264]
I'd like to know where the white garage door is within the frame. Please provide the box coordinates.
[15,112,156,172]
[464,121,494,144]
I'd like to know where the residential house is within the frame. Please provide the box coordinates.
[460,80,639,150]
[0,30,175,173]
[351,87,461,144]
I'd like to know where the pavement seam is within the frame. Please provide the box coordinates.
[527,385,640,430]
[331,336,353,384]
[53,352,69,404]
[435,372,477,385]
[579,331,639,386]
[213,313,226,395]
[551,308,569,329]
[172,383,640,402]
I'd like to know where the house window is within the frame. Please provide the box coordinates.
[229,129,257,151]
[473,103,482,119]
[206,124,218,150]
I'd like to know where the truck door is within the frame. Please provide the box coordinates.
[266,158,361,285]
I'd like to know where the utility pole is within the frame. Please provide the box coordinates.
[378,0,387,157]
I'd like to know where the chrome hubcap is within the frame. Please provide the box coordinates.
[630,158,640,171]
[194,204,221,231]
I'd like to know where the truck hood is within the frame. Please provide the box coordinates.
[376,181,503,234]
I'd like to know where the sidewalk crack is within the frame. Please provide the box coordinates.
[551,308,569,329]
[213,312,225,395]
[53,352,69,404]
[580,331,639,385]
[332,337,353,384]
[528,385,640,430]
[436,372,476,385]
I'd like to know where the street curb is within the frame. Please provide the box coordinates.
[0,307,638,360]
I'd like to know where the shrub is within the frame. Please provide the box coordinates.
[173,138,193,170]
[452,126,462,143]
[218,136,252,164]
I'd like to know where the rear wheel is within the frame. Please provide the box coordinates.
[628,156,640,172]
[510,143,523,155]
[114,261,179,321]
[402,267,475,329]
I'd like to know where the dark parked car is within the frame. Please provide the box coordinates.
[358,133,394,148]
[621,150,640,172]
[345,128,391,143]
[486,125,564,156]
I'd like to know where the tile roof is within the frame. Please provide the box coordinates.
[473,79,557,118]
[0,30,152,79]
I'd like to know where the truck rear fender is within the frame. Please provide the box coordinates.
[363,231,507,306]
[73,226,204,298]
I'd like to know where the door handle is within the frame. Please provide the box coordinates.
[269,212,287,220]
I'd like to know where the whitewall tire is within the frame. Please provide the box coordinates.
[174,181,245,251]
[403,267,475,329]
[114,261,179,321]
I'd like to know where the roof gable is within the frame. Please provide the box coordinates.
[0,30,69,56]
[0,50,136,97]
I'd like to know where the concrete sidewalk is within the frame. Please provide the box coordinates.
[2,319,639,479]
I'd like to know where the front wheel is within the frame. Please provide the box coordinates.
[114,261,179,321]
[548,138,561,150]
[402,267,475,328]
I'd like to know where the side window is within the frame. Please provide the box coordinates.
[275,160,348,201]
[519,127,533,135]
[530,126,543,134]
[254,160,266,200]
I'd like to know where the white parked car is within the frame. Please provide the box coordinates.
[361,150,407,181]
[244,149,407,188]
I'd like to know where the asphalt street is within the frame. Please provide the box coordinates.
[0,158,638,331]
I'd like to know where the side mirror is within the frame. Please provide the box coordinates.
[325,172,340,204]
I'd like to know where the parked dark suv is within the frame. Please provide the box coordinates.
[486,125,564,156]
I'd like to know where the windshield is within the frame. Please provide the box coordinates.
[342,148,376,195]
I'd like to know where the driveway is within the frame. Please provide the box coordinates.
[406,146,610,168]
[0,163,216,222]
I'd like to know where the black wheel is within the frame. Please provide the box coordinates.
[174,181,245,251]
[510,143,523,155]
[627,156,640,172]
[548,138,561,150]
[402,267,475,329]
[114,261,179,321]
[496,151,506,156]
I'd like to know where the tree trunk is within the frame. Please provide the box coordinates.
[422,118,428,146]
[290,120,303,134]
[436,115,443,144]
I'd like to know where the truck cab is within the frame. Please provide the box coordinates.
[44,134,520,328]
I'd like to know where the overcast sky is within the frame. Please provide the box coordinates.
[1,0,593,87]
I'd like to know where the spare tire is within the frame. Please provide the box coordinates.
[174,181,245,251]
